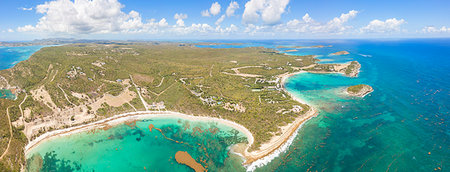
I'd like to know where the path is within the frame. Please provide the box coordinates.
[209,64,214,77]
[222,66,263,78]
[147,82,176,97]
[155,77,164,87]
[57,84,74,106]
[50,70,58,82]
[129,75,149,111]
[128,103,137,111]
[19,93,27,124]
[1,107,13,159]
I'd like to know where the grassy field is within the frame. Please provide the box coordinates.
[0,42,323,170]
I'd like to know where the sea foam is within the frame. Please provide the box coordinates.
[245,122,306,172]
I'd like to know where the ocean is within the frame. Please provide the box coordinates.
[258,39,450,171]
[0,45,46,70]
[4,39,449,171]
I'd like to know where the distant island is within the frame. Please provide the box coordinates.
[330,51,350,55]
[346,84,374,97]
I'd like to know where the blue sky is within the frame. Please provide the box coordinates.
[1,0,449,41]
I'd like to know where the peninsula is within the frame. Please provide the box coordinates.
[0,42,360,170]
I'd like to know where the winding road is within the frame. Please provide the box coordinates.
[0,106,13,159]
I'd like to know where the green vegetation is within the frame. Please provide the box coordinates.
[346,84,373,97]
[0,101,27,171]
[347,84,366,93]
[345,61,360,75]
[103,82,124,96]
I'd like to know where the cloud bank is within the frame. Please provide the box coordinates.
[12,0,448,38]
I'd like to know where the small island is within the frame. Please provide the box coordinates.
[330,51,350,55]
[346,84,374,97]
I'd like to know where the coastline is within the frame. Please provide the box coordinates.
[240,70,317,170]
[24,71,318,171]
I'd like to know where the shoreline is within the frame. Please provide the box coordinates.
[241,70,317,170]
[24,71,318,171]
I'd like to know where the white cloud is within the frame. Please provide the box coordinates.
[242,0,290,25]
[13,0,421,38]
[210,2,221,16]
[17,0,165,34]
[302,13,313,23]
[19,7,33,11]
[174,13,188,27]
[17,25,35,32]
[15,0,239,37]
[201,2,221,17]
[201,10,210,17]
[215,15,226,25]
[422,26,450,33]
[360,18,406,33]
[226,1,239,17]
[272,10,358,34]
[158,18,169,27]
[223,24,238,33]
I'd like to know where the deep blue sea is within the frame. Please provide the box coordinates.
[5,40,448,171]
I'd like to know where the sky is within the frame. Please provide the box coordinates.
[0,0,450,41]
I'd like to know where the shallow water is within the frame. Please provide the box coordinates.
[0,89,16,100]
[26,117,248,171]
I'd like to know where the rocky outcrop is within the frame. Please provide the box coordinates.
[342,61,361,77]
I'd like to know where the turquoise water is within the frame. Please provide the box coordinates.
[0,89,16,100]
[26,117,248,171]
[256,39,449,171]
[0,45,46,70]
[22,39,450,171]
